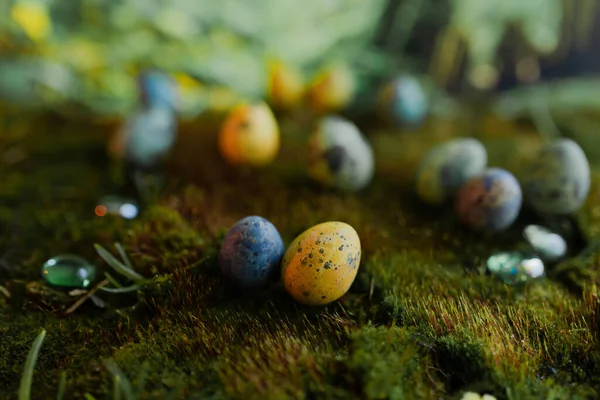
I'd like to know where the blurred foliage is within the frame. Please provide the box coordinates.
[0,0,598,119]
[0,0,387,118]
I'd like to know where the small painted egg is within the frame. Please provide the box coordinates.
[218,102,280,167]
[281,221,361,305]
[123,107,177,169]
[308,116,374,191]
[522,138,590,215]
[379,75,428,126]
[415,138,487,205]
[138,70,179,111]
[306,64,356,114]
[267,59,304,110]
[219,216,285,288]
[455,168,522,231]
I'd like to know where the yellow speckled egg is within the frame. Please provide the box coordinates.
[305,64,356,114]
[282,221,361,306]
[267,59,304,110]
[218,102,280,166]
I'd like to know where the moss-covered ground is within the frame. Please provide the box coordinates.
[1,108,600,399]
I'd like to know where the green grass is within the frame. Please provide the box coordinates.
[1,110,600,399]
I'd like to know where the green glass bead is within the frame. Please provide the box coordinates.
[42,255,97,288]
[486,251,544,285]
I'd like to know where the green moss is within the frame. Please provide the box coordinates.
[1,113,600,399]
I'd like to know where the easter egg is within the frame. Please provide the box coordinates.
[281,221,361,305]
[306,64,356,113]
[308,116,374,191]
[219,216,285,288]
[455,168,522,231]
[123,107,177,169]
[219,102,280,167]
[267,59,304,110]
[379,75,428,126]
[415,138,487,205]
[522,138,590,215]
[138,70,179,111]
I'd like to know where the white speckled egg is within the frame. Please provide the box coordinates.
[308,116,374,191]
[523,139,590,215]
[415,138,487,205]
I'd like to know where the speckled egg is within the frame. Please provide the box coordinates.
[267,59,304,110]
[455,168,522,231]
[379,75,428,126]
[415,138,487,205]
[218,102,280,167]
[138,70,179,111]
[308,116,374,191]
[219,216,285,288]
[522,138,590,215]
[281,221,361,306]
[306,64,356,114]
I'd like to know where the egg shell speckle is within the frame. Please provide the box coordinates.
[218,102,280,167]
[219,216,285,288]
[308,116,374,191]
[415,138,487,205]
[281,221,361,306]
[455,168,522,232]
[522,138,590,215]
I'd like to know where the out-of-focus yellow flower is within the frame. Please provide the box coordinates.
[11,1,52,42]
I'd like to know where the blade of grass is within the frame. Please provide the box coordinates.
[104,271,123,288]
[83,395,97,400]
[99,285,143,294]
[136,362,150,397]
[56,371,67,400]
[103,359,135,400]
[113,376,121,400]
[115,243,133,270]
[19,329,46,400]
[94,244,144,281]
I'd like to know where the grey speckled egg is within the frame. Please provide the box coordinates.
[308,116,374,191]
[415,138,487,205]
[523,139,590,215]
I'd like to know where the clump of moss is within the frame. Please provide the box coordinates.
[2,112,600,399]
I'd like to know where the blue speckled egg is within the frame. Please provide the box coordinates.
[138,70,179,111]
[379,75,428,126]
[123,107,177,169]
[455,168,522,231]
[415,138,487,205]
[522,138,590,215]
[219,216,285,288]
[308,116,374,191]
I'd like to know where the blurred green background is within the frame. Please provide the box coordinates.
[1,0,598,122]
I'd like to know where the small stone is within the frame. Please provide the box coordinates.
[42,255,97,288]
[96,195,139,219]
[523,225,567,262]
[486,251,544,285]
